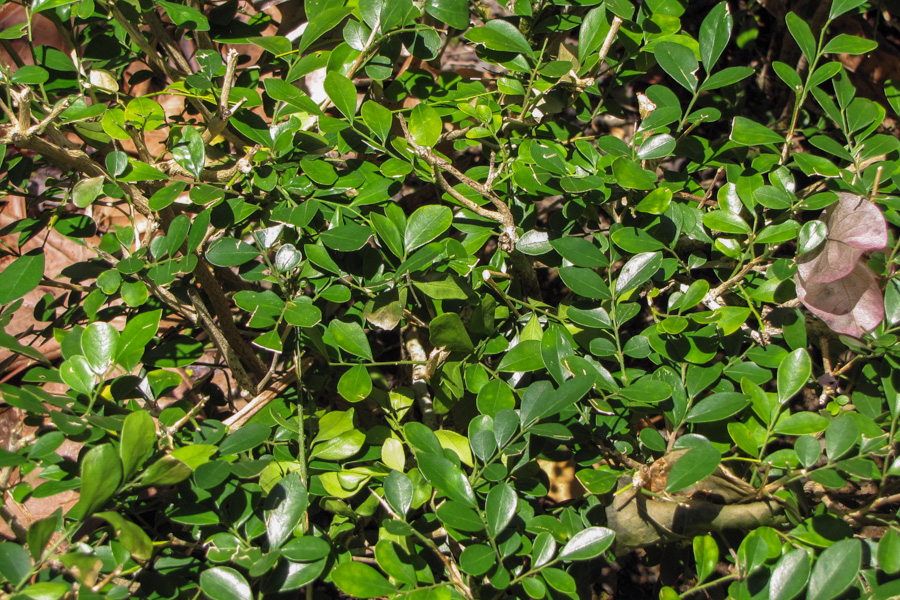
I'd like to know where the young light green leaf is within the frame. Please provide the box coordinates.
[120,410,155,480]
[465,20,534,57]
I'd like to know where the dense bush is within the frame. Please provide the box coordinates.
[1,0,900,598]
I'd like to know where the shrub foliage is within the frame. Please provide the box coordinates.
[1,0,900,598]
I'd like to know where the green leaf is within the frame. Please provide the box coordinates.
[497,340,544,372]
[700,66,755,91]
[699,2,732,70]
[417,452,476,507]
[425,0,469,29]
[770,548,811,600]
[773,61,803,91]
[485,483,517,538]
[172,126,205,179]
[558,267,611,299]
[265,472,308,549]
[200,567,252,600]
[429,313,474,353]
[324,71,358,121]
[786,12,816,61]
[823,34,877,55]
[693,535,718,583]
[611,157,657,190]
[338,364,373,403]
[116,310,161,370]
[0,542,31,587]
[60,355,96,394]
[157,0,210,30]
[756,220,799,244]
[537,376,594,422]
[466,20,534,57]
[72,176,104,208]
[95,512,153,560]
[615,251,663,296]
[71,444,122,520]
[409,103,443,148]
[218,423,271,455]
[405,205,452,251]
[807,539,861,600]
[637,134,676,160]
[825,417,859,461]
[655,41,699,92]
[830,0,866,19]
[374,540,417,587]
[730,116,786,146]
[0,252,44,305]
[665,443,720,494]
[476,379,515,417]
[329,320,373,360]
[31,0,77,14]
[559,527,615,561]
[703,210,750,234]
[82,321,118,375]
[206,237,259,267]
[361,100,393,142]
[319,224,372,251]
[686,392,749,423]
[460,544,495,576]
[773,412,830,435]
[120,410,155,480]
[298,5,354,53]
[877,528,900,574]
[384,470,413,516]
[26,513,57,561]
[777,348,810,403]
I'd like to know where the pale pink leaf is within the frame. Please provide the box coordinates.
[796,261,885,337]
[796,193,887,285]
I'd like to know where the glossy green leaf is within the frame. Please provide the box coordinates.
[157,0,209,30]
[405,204,452,251]
[324,71,358,121]
[777,348,810,403]
[686,392,749,423]
[877,528,900,574]
[615,251,663,296]
[693,535,718,583]
[206,238,259,267]
[807,539,861,600]
[665,443,720,494]
[417,452,476,507]
[120,410,155,480]
[425,0,469,29]
[384,470,414,517]
[429,313,474,353]
[82,321,118,375]
[0,542,31,587]
[460,544,495,576]
[409,103,443,148]
[70,444,122,520]
[730,116,786,146]
[770,548,811,600]
[200,567,252,600]
[558,267,611,300]
[786,12,816,61]
[699,2,732,70]
[559,527,615,561]
[823,34,877,55]
[265,472,308,548]
[95,512,153,560]
[338,364,372,403]
[466,20,534,57]
[655,41,699,92]
[486,483,517,538]
[329,320,373,360]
